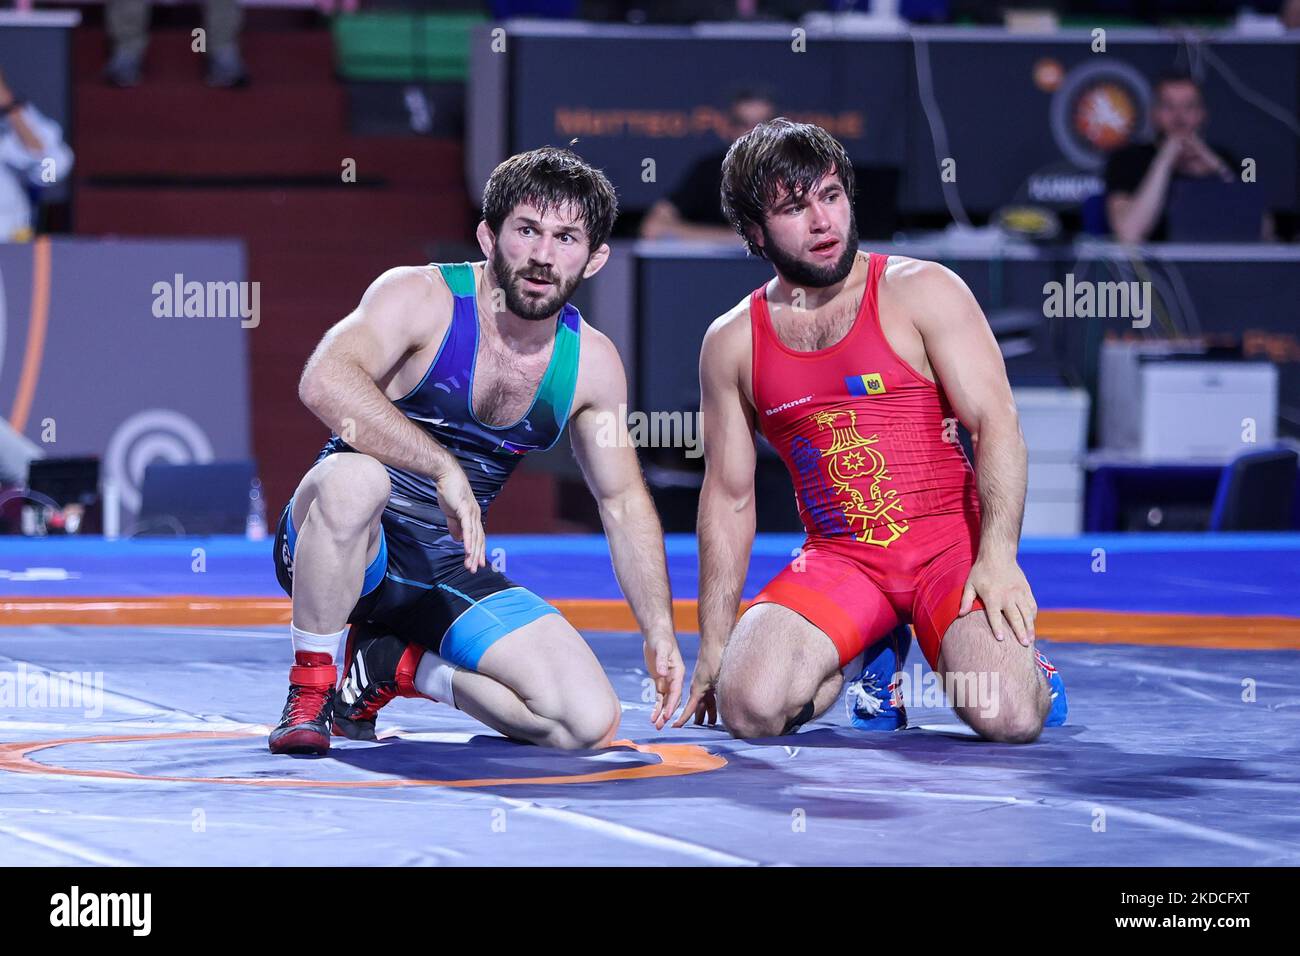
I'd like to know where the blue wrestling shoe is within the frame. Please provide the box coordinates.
[845,625,912,731]
[1036,648,1068,727]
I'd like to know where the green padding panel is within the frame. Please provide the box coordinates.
[332,12,486,82]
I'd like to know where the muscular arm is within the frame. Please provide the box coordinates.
[299,267,458,481]
[904,261,1036,643]
[692,314,758,696]
[568,338,675,639]
[568,331,682,724]
[908,262,1025,560]
[298,266,484,569]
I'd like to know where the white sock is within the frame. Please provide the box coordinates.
[414,651,459,708]
[290,622,349,662]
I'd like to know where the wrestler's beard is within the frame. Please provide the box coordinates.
[491,247,583,321]
[762,216,858,289]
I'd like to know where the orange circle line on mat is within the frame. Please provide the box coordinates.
[0,731,727,789]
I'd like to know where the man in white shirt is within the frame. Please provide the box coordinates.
[0,68,73,242]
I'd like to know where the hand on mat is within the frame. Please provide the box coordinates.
[674,649,721,728]
[960,557,1037,647]
[435,462,485,573]
[644,632,685,730]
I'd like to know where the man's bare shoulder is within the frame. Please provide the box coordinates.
[576,319,620,373]
[880,254,986,342]
[880,255,967,300]
[695,295,754,396]
[353,265,455,350]
[702,294,755,353]
[570,319,626,412]
[361,265,452,315]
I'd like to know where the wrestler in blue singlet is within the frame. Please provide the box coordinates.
[273,262,582,671]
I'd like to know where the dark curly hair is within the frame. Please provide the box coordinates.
[720,119,856,258]
[481,146,619,253]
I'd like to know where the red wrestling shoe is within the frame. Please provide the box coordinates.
[268,652,337,755]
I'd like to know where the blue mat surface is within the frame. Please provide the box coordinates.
[2,533,1299,616]
[1,625,1297,866]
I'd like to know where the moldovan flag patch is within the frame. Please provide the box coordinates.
[846,373,887,396]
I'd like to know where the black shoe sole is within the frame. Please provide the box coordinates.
[331,715,377,741]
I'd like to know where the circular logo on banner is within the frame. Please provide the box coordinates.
[104,409,215,513]
[1049,60,1151,170]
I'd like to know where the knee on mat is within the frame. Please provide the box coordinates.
[555,695,622,750]
[965,699,1044,744]
[717,686,788,740]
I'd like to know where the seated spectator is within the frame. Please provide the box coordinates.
[0,68,74,242]
[1105,73,1242,244]
[104,0,248,88]
[640,89,776,243]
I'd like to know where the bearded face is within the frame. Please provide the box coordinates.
[757,174,858,289]
[490,242,584,321]
[485,203,592,321]
[761,212,858,289]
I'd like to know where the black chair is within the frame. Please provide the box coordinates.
[1208,448,1299,532]
[136,460,256,536]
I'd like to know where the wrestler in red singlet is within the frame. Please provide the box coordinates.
[749,251,986,671]
[678,117,1065,741]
